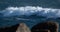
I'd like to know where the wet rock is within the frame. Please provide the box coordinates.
[31,21,59,32]
[0,24,19,32]
[16,23,31,32]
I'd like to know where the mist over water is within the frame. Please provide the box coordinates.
[1,6,60,18]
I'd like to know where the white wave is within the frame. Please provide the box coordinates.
[1,6,60,18]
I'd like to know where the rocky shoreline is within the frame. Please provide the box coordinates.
[0,24,19,32]
[0,21,59,32]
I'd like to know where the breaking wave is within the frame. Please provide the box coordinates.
[0,6,60,28]
[1,6,60,18]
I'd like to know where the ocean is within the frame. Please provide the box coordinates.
[0,6,60,32]
[0,0,60,32]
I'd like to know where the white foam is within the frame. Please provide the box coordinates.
[1,6,60,18]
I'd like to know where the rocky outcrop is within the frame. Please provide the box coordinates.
[0,23,31,32]
[31,21,59,32]
[16,23,31,32]
[0,24,19,32]
[0,21,59,32]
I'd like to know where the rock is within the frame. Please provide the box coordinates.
[16,23,31,32]
[0,23,31,32]
[0,24,19,32]
[39,29,50,32]
[31,21,59,32]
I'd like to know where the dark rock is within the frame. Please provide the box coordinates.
[0,24,19,32]
[31,21,59,32]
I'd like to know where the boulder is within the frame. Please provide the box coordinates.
[16,23,31,32]
[31,21,59,32]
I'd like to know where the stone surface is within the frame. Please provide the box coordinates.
[16,23,31,32]
[31,21,59,32]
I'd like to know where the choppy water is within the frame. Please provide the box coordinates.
[0,6,60,32]
[0,0,60,32]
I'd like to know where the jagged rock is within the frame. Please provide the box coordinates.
[0,24,19,32]
[0,23,31,32]
[16,23,31,32]
[38,29,50,32]
[31,21,59,32]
